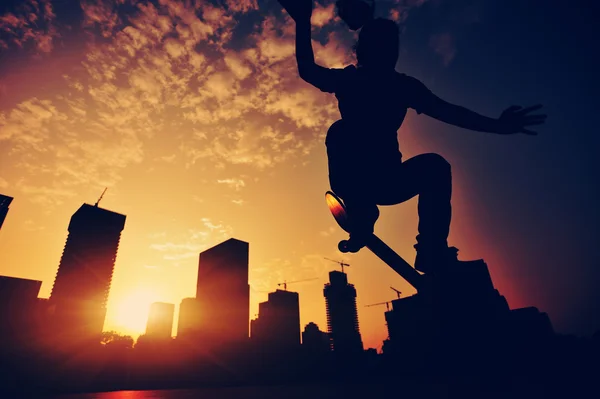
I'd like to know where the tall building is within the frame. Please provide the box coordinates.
[323,271,363,355]
[0,276,42,347]
[0,194,13,230]
[383,294,423,356]
[251,289,300,351]
[177,297,201,339]
[49,203,126,343]
[302,322,330,354]
[146,302,175,339]
[196,238,249,347]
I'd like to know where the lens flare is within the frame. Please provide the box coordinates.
[112,287,158,336]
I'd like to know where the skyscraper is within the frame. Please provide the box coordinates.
[0,276,42,347]
[146,302,175,339]
[177,297,201,339]
[49,203,126,343]
[323,271,363,355]
[0,194,13,230]
[196,238,249,347]
[251,289,300,351]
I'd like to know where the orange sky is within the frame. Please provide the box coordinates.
[0,0,525,351]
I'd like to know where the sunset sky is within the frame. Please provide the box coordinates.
[1,0,599,351]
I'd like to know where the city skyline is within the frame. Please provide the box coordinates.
[0,194,373,345]
[1,0,599,351]
[0,184,596,349]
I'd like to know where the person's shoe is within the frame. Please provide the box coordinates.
[414,245,459,274]
[342,230,371,253]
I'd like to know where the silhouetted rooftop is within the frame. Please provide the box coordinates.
[202,238,249,253]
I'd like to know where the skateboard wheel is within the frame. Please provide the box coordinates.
[338,240,349,253]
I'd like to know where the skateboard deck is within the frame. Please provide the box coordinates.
[326,191,424,291]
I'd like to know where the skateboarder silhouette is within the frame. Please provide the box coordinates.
[280,0,546,273]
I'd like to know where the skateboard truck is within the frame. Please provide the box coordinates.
[326,191,425,292]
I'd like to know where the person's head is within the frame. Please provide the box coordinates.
[355,18,400,70]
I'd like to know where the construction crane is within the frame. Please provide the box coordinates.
[324,257,350,273]
[94,187,108,207]
[277,277,318,291]
[390,286,402,298]
[365,301,392,311]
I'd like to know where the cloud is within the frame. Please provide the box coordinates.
[319,226,336,237]
[224,0,259,13]
[0,0,59,54]
[311,3,336,28]
[150,220,234,261]
[388,0,429,23]
[200,218,233,235]
[224,53,253,80]
[16,183,77,206]
[0,0,428,208]
[150,242,203,259]
[22,219,45,232]
[81,0,123,38]
[217,178,246,191]
[429,32,456,66]
[0,177,8,189]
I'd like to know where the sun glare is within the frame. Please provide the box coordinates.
[112,288,158,336]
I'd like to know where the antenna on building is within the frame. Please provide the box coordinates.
[324,257,350,273]
[95,187,108,207]
[390,286,401,298]
[277,277,318,291]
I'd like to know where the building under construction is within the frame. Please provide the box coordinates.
[323,270,363,355]
[49,202,126,345]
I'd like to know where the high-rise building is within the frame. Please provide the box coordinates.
[0,276,42,347]
[196,238,249,347]
[177,297,201,339]
[0,275,41,304]
[302,322,330,354]
[251,289,300,351]
[49,203,126,343]
[0,194,13,230]
[323,271,363,355]
[146,302,175,339]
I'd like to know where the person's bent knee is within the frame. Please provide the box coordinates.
[422,153,451,174]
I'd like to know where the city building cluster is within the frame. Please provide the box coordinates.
[0,194,371,356]
[1,193,599,397]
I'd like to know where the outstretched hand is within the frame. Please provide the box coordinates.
[497,104,547,135]
[278,0,313,23]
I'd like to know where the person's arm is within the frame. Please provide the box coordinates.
[408,77,547,135]
[284,0,347,93]
[295,20,324,84]
[424,96,546,135]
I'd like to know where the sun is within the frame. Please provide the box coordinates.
[111,287,159,337]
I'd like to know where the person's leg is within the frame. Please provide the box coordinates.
[328,162,380,252]
[326,120,379,251]
[376,153,455,272]
[342,195,379,250]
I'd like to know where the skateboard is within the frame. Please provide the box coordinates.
[326,191,424,291]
